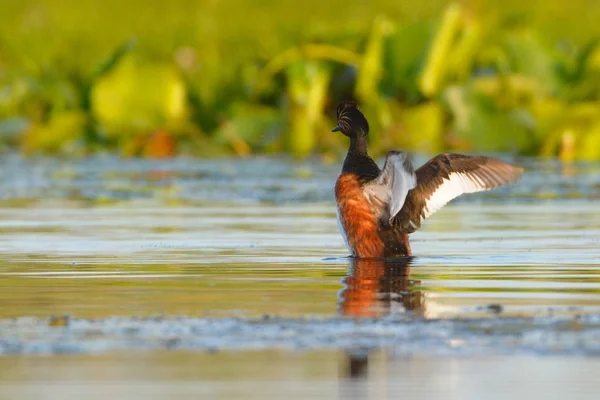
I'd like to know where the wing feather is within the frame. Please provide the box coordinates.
[394,153,523,232]
[363,151,417,223]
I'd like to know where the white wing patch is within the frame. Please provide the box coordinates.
[364,151,417,223]
[423,171,489,218]
[382,152,417,221]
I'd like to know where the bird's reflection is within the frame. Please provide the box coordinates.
[339,257,424,319]
[338,257,425,380]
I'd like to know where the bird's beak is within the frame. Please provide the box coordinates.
[332,125,341,132]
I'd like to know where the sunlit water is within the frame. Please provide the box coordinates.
[2,155,600,398]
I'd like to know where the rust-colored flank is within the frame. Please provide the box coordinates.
[335,173,385,258]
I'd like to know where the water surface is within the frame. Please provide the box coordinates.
[2,155,600,397]
[2,352,600,400]
[2,201,600,321]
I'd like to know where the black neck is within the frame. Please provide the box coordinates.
[342,135,380,181]
[349,135,368,155]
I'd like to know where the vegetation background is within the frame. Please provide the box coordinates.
[2,0,600,160]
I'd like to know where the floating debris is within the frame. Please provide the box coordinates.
[48,315,70,327]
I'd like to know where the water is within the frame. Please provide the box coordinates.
[2,353,600,400]
[1,155,600,398]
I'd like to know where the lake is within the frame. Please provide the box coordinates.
[1,155,600,399]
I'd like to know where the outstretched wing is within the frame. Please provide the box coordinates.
[363,151,417,224]
[394,153,523,233]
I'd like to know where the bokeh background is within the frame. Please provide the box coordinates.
[2,0,600,160]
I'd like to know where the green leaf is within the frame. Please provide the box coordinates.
[90,56,188,136]
[383,21,430,102]
[444,84,534,153]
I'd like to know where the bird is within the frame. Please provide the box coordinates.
[332,101,523,258]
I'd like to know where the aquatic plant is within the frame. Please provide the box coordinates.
[1,1,600,159]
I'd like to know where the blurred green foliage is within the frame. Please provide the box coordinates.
[2,0,600,159]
